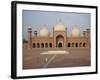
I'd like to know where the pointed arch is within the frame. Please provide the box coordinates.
[33,43,35,48]
[76,43,78,47]
[72,43,74,47]
[79,42,82,47]
[49,43,52,48]
[37,43,40,48]
[68,43,71,47]
[45,43,48,48]
[41,43,44,48]
[83,42,86,47]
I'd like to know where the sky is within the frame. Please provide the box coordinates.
[22,10,91,40]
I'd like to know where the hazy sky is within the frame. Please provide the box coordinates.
[22,10,90,40]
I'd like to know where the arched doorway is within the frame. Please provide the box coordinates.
[37,43,40,48]
[72,43,74,47]
[83,42,86,47]
[58,41,63,47]
[68,43,70,47]
[45,43,48,48]
[56,35,64,48]
[49,43,52,48]
[41,43,44,48]
[76,43,78,47]
[33,43,36,48]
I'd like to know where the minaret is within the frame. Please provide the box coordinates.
[28,26,32,48]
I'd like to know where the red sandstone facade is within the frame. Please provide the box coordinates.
[27,27,90,49]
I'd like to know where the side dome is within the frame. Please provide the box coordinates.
[54,21,66,31]
[71,26,80,37]
[39,27,49,37]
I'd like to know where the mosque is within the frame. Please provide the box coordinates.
[27,21,90,49]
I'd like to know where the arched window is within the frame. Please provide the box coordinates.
[83,42,86,47]
[33,43,35,48]
[45,43,48,48]
[41,43,44,48]
[72,43,74,47]
[37,43,40,48]
[68,43,70,47]
[79,42,82,47]
[49,43,52,48]
[76,43,78,47]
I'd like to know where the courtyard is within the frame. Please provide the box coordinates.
[23,43,90,69]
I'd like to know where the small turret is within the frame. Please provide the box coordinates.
[34,30,38,37]
[86,28,90,38]
[83,28,90,38]
[83,31,87,37]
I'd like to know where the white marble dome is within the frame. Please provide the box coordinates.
[54,22,66,31]
[71,26,80,37]
[39,27,49,37]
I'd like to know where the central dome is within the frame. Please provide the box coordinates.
[54,21,66,31]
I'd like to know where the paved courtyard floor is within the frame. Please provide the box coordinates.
[23,43,90,69]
